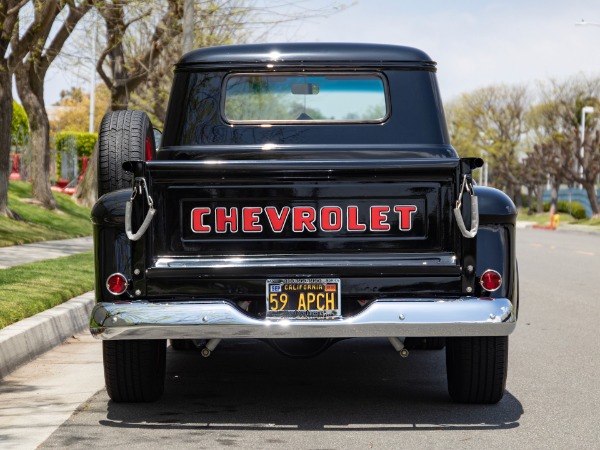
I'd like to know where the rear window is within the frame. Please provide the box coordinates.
[222,73,388,124]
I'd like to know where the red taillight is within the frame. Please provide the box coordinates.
[145,136,153,161]
[106,273,128,295]
[480,270,502,292]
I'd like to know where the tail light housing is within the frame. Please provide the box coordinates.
[145,136,153,161]
[479,269,502,292]
[106,273,128,295]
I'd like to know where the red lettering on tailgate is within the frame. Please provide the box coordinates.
[191,207,211,233]
[320,206,343,232]
[215,207,238,233]
[264,206,290,232]
[242,207,263,232]
[394,205,418,230]
[370,206,391,231]
[347,206,367,231]
[292,207,317,232]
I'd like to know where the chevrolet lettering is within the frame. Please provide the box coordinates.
[190,205,418,234]
[90,43,519,405]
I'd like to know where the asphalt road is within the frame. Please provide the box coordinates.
[30,228,600,448]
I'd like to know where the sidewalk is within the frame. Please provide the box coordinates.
[0,331,104,449]
[0,236,95,378]
[0,236,93,269]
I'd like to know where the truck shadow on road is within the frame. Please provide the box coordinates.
[101,338,523,432]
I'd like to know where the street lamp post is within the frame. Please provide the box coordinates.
[478,152,489,186]
[579,106,594,188]
[89,13,97,134]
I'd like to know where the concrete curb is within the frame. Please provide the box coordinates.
[0,292,94,379]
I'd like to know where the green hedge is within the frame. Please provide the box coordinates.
[55,132,97,178]
[543,200,587,220]
[55,131,97,156]
[12,102,29,144]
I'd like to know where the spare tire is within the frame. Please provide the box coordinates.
[98,110,156,197]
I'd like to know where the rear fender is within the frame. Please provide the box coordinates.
[91,190,132,302]
[474,186,518,313]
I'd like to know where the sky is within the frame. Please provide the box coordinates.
[38,0,600,107]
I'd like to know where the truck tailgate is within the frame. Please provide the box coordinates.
[131,157,471,302]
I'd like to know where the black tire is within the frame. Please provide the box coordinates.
[103,340,166,402]
[98,110,156,197]
[446,336,508,404]
[170,339,195,351]
[404,337,446,350]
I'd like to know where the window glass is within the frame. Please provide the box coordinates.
[223,73,388,123]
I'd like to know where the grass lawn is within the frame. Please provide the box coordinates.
[579,217,600,227]
[0,252,94,329]
[518,211,576,225]
[518,210,600,230]
[0,181,92,247]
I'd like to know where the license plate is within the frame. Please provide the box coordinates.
[266,278,341,319]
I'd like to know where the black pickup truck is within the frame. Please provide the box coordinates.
[90,43,518,404]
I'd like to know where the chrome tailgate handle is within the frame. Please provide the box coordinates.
[125,177,156,241]
[454,175,478,238]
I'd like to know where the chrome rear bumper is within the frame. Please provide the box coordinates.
[90,297,516,340]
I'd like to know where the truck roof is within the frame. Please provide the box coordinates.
[177,42,435,69]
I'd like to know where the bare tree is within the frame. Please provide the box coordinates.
[530,77,600,217]
[131,0,254,127]
[15,0,92,210]
[1,0,61,216]
[94,0,184,111]
[519,145,547,214]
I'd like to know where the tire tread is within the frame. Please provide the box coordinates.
[98,110,153,197]
[446,336,508,404]
[103,340,166,403]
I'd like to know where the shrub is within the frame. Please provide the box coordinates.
[12,102,29,145]
[543,200,587,220]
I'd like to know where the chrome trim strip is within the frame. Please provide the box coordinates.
[154,253,458,269]
[90,297,516,340]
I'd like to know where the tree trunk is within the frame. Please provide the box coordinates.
[507,183,520,208]
[536,184,545,213]
[15,64,57,210]
[111,84,129,111]
[582,181,600,217]
[0,65,13,216]
[104,5,129,111]
[73,141,98,208]
[527,187,534,215]
[551,184,559,212]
